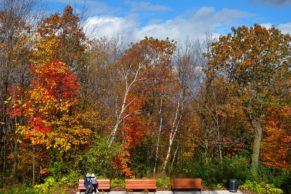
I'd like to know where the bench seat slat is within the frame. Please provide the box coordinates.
[125,179,157,191]
[171,178,202,190]
[78,179,111,191]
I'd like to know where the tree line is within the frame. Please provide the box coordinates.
[0,1,290,193]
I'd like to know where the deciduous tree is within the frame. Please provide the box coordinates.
[206,25,290,175]
[108,37,176,148]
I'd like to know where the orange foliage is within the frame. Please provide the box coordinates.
[122,94,147,149]
[33,6,86,65]
[115,94,148,176]
[7,60,80,143]
[261,105,291,169]
[29,60,80,101]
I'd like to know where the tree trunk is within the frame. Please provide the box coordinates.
[153,97,163,176]
[1,99,8,188]
[170,145,179,172]
[162,101,182,173]
[251,118,263,176]
[32,145,35,185]
[216,119,223,168]
[12,136,19,184]
[162,138,173,172]
[12,96,20,184]
[1,133,6,188]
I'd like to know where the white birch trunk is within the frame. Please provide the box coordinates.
[153,97,163,176]
[162,99,183,172]
[170,145,179,171]
[108,64,141,148]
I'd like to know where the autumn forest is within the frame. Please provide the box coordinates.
[0,1,290,193]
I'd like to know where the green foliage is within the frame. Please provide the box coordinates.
[156,177,171,189]
[239,180,283,194]
[179,156,221,185]
[208,184,217,190]
[215,183,224,189]
[110,178,125,188]
[80,135,122,177]
[130,141,154,177]
[0,185,37,194]
[34,176,56,194]
[173,154,253,187]
[172,151,290,193]
[255,167,291,194]
[222,157,252,185]
[58,170,81,186]
[49,161,66,180]
[280,172,291,194]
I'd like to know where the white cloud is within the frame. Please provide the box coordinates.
[260,23,273,29]
[143,7,250,41]
[259,23,291,34]
[278,23,291,34]
[83,7,251,43]
[83,16,138,42]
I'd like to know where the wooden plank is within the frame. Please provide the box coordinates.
[78,179,111,191]
[171,178,202,190]
[125,179,157,190]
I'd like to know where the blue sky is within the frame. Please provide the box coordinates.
[44,0,291,42]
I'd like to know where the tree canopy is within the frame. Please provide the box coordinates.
[0,3,290,194]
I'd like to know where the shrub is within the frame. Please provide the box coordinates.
[80,135,122,177]
[222,156,252,185]
[0,185,37,194]
[130,141,154,177]
[239,180,283,194]
[156,177,171,189]
[49,161,66,180]
[34,176,56,194]
[58,170,81,186]
[216,183,224,189]
[280,172,291,194]
[110,178,125,188]
[175,155,221,185]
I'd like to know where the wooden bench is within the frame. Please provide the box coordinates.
[78,179,110,193]
[125,179,157,193]
[171,178,202,192]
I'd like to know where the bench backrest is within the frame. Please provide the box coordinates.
[78,179,110,190]
[125,179,157,190]
[171,178,202,190]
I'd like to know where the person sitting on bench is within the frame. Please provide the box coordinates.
[90,174,99,194]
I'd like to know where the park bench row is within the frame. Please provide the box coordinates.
[78,178,202,193]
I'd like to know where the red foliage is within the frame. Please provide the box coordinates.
[224,137,245,158]
[7,60,80,143]
[29,60,79,101]
[27,116,52,134]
